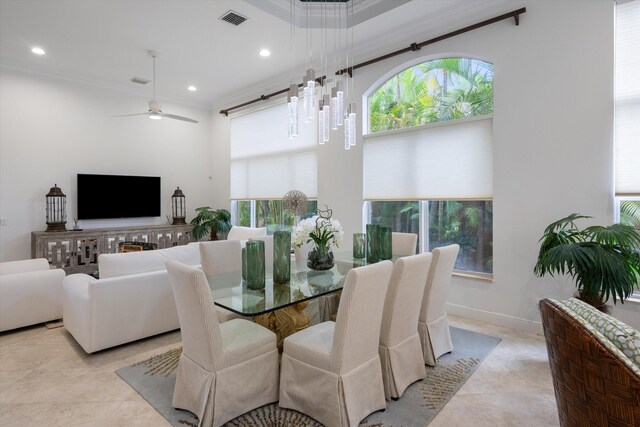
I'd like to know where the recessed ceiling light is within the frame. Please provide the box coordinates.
[259,49,271,57]
[31,47,45,55]
[188,86,197,92]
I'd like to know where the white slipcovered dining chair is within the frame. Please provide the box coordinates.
[227,226,266,241]
[418,244,460,366]
[165,260,279,427]
[391,232,418,257]
[198,240,244,323]
[279,260,393,427]
[379,252,432,400]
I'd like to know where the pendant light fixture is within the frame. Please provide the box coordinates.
[287,0,298,139]
[287,0,354,148]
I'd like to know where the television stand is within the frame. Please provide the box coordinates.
[31,224,193,276]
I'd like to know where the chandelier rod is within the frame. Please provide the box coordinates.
[219,7,526,116]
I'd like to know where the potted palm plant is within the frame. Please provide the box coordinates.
[190,207,232,241]
[534,213,640,311]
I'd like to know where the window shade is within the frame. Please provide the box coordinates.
[615,1,640,196]
[230,103,317,199]
[363,117,493,200]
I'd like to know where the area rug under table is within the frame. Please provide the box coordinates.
[116,327,500,427]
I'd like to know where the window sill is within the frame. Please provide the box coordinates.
[452,270,493,282]
[626,294,640,304]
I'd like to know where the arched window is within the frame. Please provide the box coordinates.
[368,57,493,133]
[364,57,494,276]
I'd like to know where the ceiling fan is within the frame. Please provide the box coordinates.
[113,51,198,124]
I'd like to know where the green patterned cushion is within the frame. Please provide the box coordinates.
[560,298,640,367]
[551,299,640,377]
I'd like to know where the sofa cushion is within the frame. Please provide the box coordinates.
[552,299,640,376]
[561,298,640,367]
[99,244,200,278]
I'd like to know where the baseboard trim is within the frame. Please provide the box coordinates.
[447,303,543,335]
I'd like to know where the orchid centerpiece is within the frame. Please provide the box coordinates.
[292,207,344,270]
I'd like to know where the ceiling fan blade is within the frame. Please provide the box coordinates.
[162,113,199,124]
[111,112,150,118]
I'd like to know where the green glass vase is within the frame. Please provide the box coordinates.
[241,247,247,280]
[366,224,380,264]
[273,231,291,284]
[379,226,393,260]
[245,240,265,290]
[353,233,366,259]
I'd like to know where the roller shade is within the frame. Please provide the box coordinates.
[363,117,493,200]
[230,103,317,199]
[615,1,640,196]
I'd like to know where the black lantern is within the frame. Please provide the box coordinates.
[171,187,186,225]
[45,184,67,232]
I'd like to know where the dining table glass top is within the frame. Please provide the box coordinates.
[206,252,396,317]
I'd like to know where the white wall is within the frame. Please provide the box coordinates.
[0,68,213,262]
[212,0,639,330]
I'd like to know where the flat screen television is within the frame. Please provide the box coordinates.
[77,174,161,220]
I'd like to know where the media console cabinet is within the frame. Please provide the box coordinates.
[32,224,194,276]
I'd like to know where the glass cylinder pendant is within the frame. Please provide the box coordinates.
[304,68,316,121]
[344,116,351,150]
[303,86,311,123]
[287,84,299,139]
[349,112,356,146]
[273,231,291,284]
[318,107,326,145]
[330,87,338,130]
[322,95,330,143]
[336,81,344,127]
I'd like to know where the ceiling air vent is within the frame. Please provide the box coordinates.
[220,10,248,26]
[131,77,150,85]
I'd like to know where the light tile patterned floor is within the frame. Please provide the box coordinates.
[0,316,559,426]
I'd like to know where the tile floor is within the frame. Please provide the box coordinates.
[0,316,559,426]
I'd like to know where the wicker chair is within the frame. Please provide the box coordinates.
[539,298,640,426]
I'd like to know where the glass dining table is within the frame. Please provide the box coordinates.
[206,252,394,347]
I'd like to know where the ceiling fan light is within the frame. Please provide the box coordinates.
[149,115,162,120]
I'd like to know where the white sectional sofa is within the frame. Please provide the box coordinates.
[63,244,200,353]
[0,258,66,332]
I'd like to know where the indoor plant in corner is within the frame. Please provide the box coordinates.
[534,213,640,312]
[190,207,232,241]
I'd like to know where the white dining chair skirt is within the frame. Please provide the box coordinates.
[279,260,393,427]
[418,244,460,366]
[379,252,432,399]
[166,261,279,427]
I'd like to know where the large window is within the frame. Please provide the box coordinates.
[365,57,493,276]
[232,199,318,234]
[615,2,639,297]
[366,200,493,275]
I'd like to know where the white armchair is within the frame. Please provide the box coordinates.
[0,258,65,332]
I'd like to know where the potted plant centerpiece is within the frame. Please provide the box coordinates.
[190,207,232,241]
[293,206,344,270]
[534,213,640,312]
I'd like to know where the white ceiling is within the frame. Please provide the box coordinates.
[0,0,515,110]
